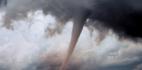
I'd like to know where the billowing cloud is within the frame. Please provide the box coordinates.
[0,11,141,70]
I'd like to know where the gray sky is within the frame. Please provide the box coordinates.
[0,0,141,70]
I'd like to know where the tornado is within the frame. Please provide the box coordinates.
[44,0,142,70]
[2,0,142,70]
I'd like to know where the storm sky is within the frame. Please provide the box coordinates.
[0,0,142,70]
[0,10,141,70]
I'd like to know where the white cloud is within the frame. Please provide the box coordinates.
[0,11,141,70]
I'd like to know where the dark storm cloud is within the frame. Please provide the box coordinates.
[4,0,94,22]
[3,0,142,39]
[42,0,94,19]
[135,64,142,70]
[0,0,142,70]
[2,0,49,28]
[0,0,7,7]
[4,0,47,19]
